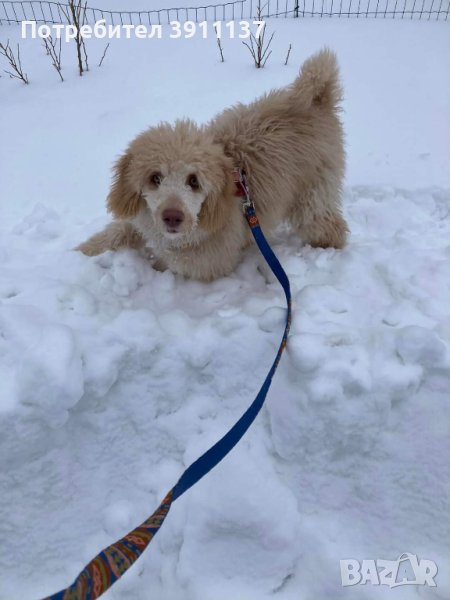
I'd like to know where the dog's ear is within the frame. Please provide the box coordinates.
[107,152,145,218]
[198,154,235,233]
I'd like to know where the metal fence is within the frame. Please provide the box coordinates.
[0,0,448,25]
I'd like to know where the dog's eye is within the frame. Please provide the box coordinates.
[187,174,200,191]
[150,172,163,186]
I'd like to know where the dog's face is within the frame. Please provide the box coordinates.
[107,120,235,242]
[141,162,208,239]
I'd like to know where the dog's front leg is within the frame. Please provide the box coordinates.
[75,221,144,256]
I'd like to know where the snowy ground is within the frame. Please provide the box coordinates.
[1,16,450,600]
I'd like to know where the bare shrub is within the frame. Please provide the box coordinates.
[0,40,29,84]
[61,0,89,76]
[43,35,64,82]
[242,1,274,68]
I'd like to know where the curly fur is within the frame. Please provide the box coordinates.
[76,49,348,281]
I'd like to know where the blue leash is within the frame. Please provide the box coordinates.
[42,170,292,600]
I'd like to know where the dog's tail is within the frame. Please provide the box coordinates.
[291,48,342,110]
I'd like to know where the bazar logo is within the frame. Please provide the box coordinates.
[340,553,438,587]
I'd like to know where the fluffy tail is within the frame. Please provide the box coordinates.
[291,48,342,110]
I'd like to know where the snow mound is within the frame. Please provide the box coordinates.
[0,185,449,600]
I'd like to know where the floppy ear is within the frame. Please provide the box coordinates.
[107,152,145,218]
[198,155,235,233]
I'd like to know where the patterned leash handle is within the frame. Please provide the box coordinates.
[42,171,291,600]
[45,492,174,600]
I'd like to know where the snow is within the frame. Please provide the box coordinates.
[1,14,450,600]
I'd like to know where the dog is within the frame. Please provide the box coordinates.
[76,49,348,281]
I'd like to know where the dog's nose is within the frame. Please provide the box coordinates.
[162,209,185,229]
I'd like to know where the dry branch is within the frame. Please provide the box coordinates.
[214,25,225,63]
[284,43,292,66]
[98,42,110,67]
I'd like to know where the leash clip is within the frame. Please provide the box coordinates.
[233,168,254,213]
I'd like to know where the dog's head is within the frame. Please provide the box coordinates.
[107,120,235,242]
